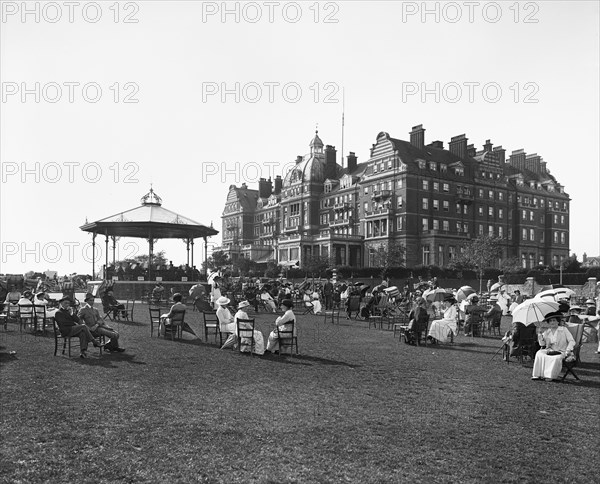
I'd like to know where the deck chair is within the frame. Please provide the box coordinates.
[323,306,340,324]
[561,323,585,381]
[236,318,256,355]
[277,319,298,356]
[302,299,314,315]
[202,311,222,345]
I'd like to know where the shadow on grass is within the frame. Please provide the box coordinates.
[75,352,147,368]
[0,351,19,363]
[262,353,360,368]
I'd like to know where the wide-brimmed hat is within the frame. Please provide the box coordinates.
[216,296,230,305]
[237,300,250,309]
[543,311,563,321]
[281,299,294,309]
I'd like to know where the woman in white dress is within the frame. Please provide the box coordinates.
[210,276,223,310]
[215,296,235,339]
[311,291,322,314]
[221,300,265,355]
[428,295,458,344]
[532,311,575,381]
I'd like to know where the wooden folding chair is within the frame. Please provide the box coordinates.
[277,320,298,356]
[149,307,161,337]
[202,311,221,345]
[236,318,256,355]
[323,306,340,324]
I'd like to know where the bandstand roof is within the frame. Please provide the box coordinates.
[79,188,219,239]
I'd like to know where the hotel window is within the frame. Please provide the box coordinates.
[364,202,369,212]
[553,231,558,243]
[387,180,392,190]
[433,200,439,210]
[498,226,503,238]
[418,160,426,169]
[508,228,513,240]
[561,233,566,244]
[530,229,535,241]
[443,183,449,192]
[478,189,484,198]
[478,207,484,216]
[521,253,527,268]
[433,182,439,191]
[387,160,392,169]
[456,203,461,213]
[488,207,494,217]
[463,205,468,215]
[552,255,559,266]
[422,198,429,210]
[440,164,447,173]
[522,210,527,220]
[553,214,558,224]
[479,224,484,235]
[540,232,545,243]
[456,222,462,233]
[560,215,565,225]
[397,179,403,189]
[422,245,430,265]
[396,216,403,231]
[448,246,456,260]
[455,167,464,176]
[463,223,469,233]
[529,211,534,221]
[433,219,439,230]
[443,220,449,231]
[489,225,494,236]
[422,218,429,231]
[422,180,429,190]
[562,202,567,210]
[498,192,504,201]
[523,229,528,241]
[489,190,494,199]
[438,245,444,266]
[443,201,449,212]
[429,162,437,171]
[498,208,504,219]
[397,196,403,208]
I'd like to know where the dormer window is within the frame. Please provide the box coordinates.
[455,167,464,176]
[440,164,447,173]
[429,162,437,171]
[418,160,426,169]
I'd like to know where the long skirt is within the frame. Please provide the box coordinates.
[221,331,265,355]
[428,319,456,343]
[532,350,564,379]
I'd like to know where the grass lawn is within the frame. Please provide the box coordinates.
[1,303,599,483]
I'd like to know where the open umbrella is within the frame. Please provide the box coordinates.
[425,287,449,303]
[535,288,575,301]
[456,286,476,302]
[511,299,560,326]
[490,282,505,292]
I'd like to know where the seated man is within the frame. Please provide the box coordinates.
[189,283,211,312]
[160,293,186,336]
[485,296,503,331]
[78,293,125,352]
[152,282,165,304]
[503,321,538,360]
[464,296,486,336]
[54,296,104,358]
[265,299,295,354]
[101,289,126,319]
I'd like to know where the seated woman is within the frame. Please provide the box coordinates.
[33,292,58,318]
[311,291,322,314]
[463,296,486,337]
[427,295,458,344]
[265,299,295,354]
[503,320,538,360]
[221,300,265,354]
[215,296,236,340]
[405,297,429,345]
[532,311,576,381]
[260,288,277,313]
[160,293,186,336]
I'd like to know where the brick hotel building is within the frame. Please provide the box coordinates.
[216,125,570,270]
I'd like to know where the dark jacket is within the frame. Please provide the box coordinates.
[54,307,81,334]
[485,304,503,326]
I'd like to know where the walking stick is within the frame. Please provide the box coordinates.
[490,341,507,361]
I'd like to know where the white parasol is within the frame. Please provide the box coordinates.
[511,299,560,326]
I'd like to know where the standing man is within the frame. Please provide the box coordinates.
[323,278,334,310]
[54,296,103,358]
[78,293,125,353]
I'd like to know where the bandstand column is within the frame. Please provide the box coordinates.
[190,239,195,274]
[104,233,109,279]
[92,232,96,279]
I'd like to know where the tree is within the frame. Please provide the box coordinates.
[264,261,281,279]
[500,257,523,274]
[448,235,503,292]
[233,256,257,276]
[562,253,581,273]
[202,250,231,272]
[303,254,331,279]
[371,241,406,279]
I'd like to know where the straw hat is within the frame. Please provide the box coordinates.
[216,296,230,306]
[237,300,250,309]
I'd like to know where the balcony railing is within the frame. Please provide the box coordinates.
[364,208,393,218]
[456,188,474,200]
[330,218,352,227]
[333,202,350,210]
[373,190,391,200]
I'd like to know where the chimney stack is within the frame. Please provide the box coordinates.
[258,178,272,198]
[525,153,541,174]
[492,146,506,164]
[409,124,426,149]
[325,145,337,180]
[466,144,476,157]
[347,152,358,173]
[274,175,282,195]
[509,149,527,171]
[483,139,493,152]
[427,140,444,149]
[449,134,468,159]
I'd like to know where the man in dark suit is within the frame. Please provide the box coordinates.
[323,279,334,310]
[78,293,125,352]
[54,296,103,358]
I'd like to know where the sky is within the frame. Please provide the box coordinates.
[1,0,599,276]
